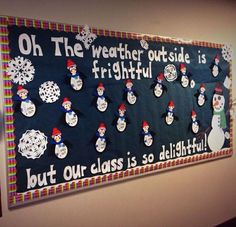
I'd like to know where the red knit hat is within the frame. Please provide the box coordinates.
[67,59,76,69]
[179,63,186,71]
[98,122,106,129]
[157,72,164,81]
[215,54,220,61]
[97,82,105,90]
[52,127,61,137]
[62,97,71,106]
[191,110,197,117]
[200,83,205,88]
[118,103,126,111]
[214,83,223,95]
[126,79,133,85]
[142,121,149,128]
[168,100,175,107]
[17,85,28,95]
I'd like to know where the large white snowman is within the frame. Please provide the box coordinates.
[208,84,229,151]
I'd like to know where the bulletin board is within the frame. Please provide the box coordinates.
[0,16,233,207]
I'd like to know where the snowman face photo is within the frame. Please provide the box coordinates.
[213,94,225,112]
[154,84,163,97]
[18,91,28,99]
[143,125,149,133]
[215,58,219,65]
[118,109,126,117]
[63,102,71,111]
[180,67,187,75]
[98,127,106,136]
[200,87,205,93]
[97,88,104,96]
[181,76,189,87]
[126,82,133,90]
[69,66,77,75]
[53,134,62,143]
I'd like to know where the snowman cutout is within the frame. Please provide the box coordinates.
[141,121,154,147]
[191,110,200,134]
[210,54,221,77]
[124,79,137,105]
[153,73,167,98]
[51,128,68,159]
[207,84,229,151]
[95,123,107,153]
[16,85,36,117]
[95,82,108,112]
[164,100,178,125]
[179,63,190,88]
[195,83,207,107]
[116,103,127,132]
[62,97,78,127]
[67,59,83,91]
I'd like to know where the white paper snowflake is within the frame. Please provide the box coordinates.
[18,130,48,159]
[7,56,35,85]
[76,25,97,50]
[222,44,233,62]
[140,39,149,50]
[39,81,60,103]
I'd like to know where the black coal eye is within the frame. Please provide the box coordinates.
[214,97,217,101]
[218,96,221,100]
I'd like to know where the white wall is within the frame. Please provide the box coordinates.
[0,0,236,226]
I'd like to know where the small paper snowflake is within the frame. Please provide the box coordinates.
[140,39,149,50]
[222,44,233,62]
[7,56,35,85]
[18,130,48,159]
[39,81,60,103]
[76,25,97,50]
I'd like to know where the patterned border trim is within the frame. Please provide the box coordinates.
[0,16,232,207]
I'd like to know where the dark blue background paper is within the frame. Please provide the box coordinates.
[8,25,230,192]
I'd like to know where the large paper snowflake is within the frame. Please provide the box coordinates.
[18,130,48,159]
[7,56,35,85]
[222,44,233,62]
[39,81,60,103]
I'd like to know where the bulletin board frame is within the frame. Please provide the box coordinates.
[0,16,233,207]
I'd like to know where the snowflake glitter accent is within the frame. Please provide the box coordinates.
[18,130,48,159]
[222,44,233,62]
[39,81,60,103]
[7,56,35,85]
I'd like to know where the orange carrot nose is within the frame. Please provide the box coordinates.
[213,100,219,107]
